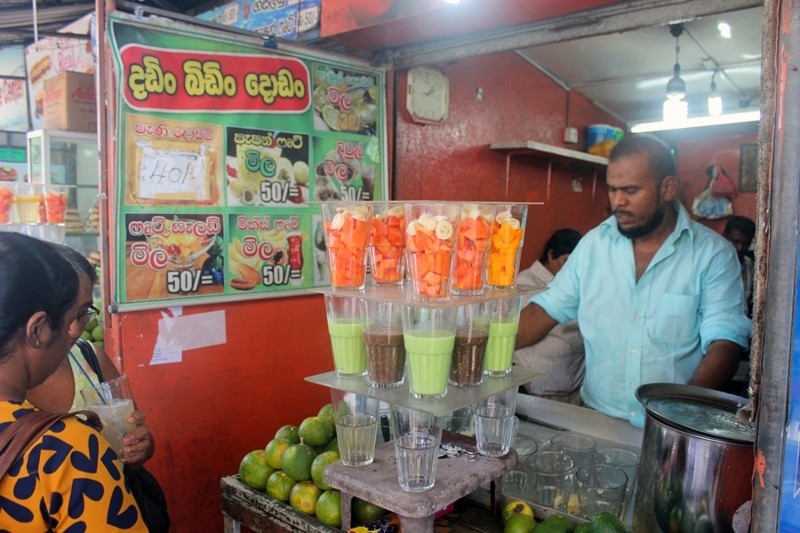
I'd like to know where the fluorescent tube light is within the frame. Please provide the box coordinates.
[630,110,760,133]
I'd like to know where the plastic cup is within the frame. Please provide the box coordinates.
[360,299,406,388]
[80,375,135,455]
[324,294,366,377]
[14,183,44,224]
[44,184,70,225]
[389,404,444,492]
[368,202,406,286]
[450,302,491,387]
[593,447,640,514]
[487,203,527,289]
[403,202,460,300]
[451,203,495,295]
[526,450,576,512]
[401,305,457,399]
[0,182,16,224]
[483,295,523,376]
[474,387,517,457]
[550,432,597,469]
[330,389,380,467]
[575,464,628,520]
[321,202,372,290]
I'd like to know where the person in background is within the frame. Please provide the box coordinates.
[514,229,585,404]
[0,233,146,531]
[27,245,155,468]
[515,134,752,427]
[723,215,756,318]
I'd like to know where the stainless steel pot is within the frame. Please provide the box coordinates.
[632,384,755,533]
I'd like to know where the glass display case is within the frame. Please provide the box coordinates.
[27,129,99,230]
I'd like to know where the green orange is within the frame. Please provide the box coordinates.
[311,450,340,490]
[289,480,322,515]
[266,470,296,502]
[264,438,293,470]
[282,443,317,482]
[316,490,342,527]
[299,416,335,446]
[238,450,274,491]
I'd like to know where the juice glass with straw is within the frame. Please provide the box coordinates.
[321,202,372,290]
[452,203,495,295]
[487,204,528,289]
[368,202,406,286]
[80,375,135,456]
[403,202,460,300]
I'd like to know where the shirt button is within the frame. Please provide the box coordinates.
[635,314,641,320]
[631,348,638,354]
[631,411,637,417]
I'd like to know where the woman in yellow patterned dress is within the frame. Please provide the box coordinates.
[0,233,147,531]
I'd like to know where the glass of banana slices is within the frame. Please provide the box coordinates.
[403,202,460,300]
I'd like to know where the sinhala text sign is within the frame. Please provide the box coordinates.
[108,14,386,309]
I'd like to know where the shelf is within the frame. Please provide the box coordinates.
[311,284,543,308]
[490,140,608,167]
[490,140,607,201]
[305,367,543,416]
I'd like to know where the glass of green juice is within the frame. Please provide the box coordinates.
[484,295,524,376]
[401,305,458,399]
[324,294,367,377]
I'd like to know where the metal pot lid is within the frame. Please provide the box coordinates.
[636,383,755,444]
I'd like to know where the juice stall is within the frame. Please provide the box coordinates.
[81,0,800,531]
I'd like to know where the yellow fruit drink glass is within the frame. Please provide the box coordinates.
[484,295,524,376]
[321,202,372,290]
[401,305,458,399]
[487,204,527,289]
[14,183,44,224]
[324,294,366,377]
[403,202,460,300]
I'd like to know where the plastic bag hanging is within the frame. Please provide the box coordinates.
[692,164,733,219]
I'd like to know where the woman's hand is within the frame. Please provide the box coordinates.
[120,409,155,468]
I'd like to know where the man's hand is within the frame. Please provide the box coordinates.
[689,340,744,390]
[515,303,559,349]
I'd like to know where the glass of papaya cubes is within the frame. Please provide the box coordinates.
[403,202,460,300]
[487,204,528,289]
[452,203,495,295]
[368,202,406,286]
[321,202,373,290]
[0,182,15,224]
[44,185,69,225]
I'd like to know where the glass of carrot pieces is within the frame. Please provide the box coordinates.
[403,202,460,300]
[321,202,373,290]
[452,203,495,295]
[368,202,406,286]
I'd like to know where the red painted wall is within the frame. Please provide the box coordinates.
[117,295,333,530]
[393,51,621,268]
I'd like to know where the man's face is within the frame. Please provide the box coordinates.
[724,229,753,262]
[607,153,671,239]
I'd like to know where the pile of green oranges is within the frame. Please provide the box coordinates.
[238,403,387,528]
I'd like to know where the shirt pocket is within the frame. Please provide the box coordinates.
[651,293,700,345]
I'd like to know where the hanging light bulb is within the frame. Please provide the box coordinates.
[663,24,688,123]
[708,71,723,116]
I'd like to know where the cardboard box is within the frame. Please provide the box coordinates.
[44,72,97,132]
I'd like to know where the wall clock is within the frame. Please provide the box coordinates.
[406,66,449,125]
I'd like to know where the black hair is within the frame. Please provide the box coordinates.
[0,233,78,359]
[724,215,756,239]
[56,243,98,284]
[609,134,676,182]
[539,228,582,263]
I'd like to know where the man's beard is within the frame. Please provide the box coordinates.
[617,204,665,239]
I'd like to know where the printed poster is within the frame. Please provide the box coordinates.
[109,14,386,308]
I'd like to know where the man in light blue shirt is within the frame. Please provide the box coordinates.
[515,135,752,427]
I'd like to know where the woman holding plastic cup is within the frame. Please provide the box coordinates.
[0,233,147,531]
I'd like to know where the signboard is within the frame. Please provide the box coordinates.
[196,0,321,39]
[108,14,386,309]
[0,77,29,131]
